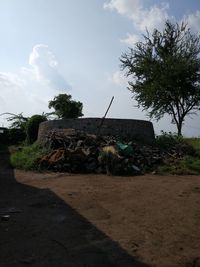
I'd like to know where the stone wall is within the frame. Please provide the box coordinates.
[38,118,155,144]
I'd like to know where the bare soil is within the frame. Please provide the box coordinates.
[0,149,200,267]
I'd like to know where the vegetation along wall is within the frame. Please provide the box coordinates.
[38,118,155,144]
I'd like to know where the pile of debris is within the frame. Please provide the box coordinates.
[38,129,194,175]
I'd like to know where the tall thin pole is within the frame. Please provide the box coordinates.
[97,96,114,135]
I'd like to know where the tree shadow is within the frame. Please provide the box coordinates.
[0,147,151,267]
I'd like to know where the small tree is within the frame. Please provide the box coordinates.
[48,94,83,119]
[120,21,200,135]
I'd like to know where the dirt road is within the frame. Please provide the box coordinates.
[1,149,200,266]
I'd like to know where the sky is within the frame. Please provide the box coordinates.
[0,0,200,136]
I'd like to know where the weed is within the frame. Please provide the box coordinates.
[10,143,48,171]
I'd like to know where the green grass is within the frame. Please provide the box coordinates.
[157,156,200,175]
[184,138,200,157]
[10,143,48,171]
[181,156,200,172]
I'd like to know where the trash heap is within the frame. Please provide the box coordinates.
[38,129,194,175]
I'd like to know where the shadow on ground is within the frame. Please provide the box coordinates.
[0,147,150,267]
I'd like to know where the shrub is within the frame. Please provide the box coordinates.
[10,143,48,171]
[156,131,183,149]
[185,138,200,157]
[182,156,200,172]
[26,115,47,144]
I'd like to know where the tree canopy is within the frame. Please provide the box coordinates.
[120,21,200,135]
[48,94,83,119]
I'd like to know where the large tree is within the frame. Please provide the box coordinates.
[120,21,200,135]
[48,94,83,119]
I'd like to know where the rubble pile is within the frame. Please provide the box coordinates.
[38,129,194,175]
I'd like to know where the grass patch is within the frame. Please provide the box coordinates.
[157,155,200,175]
[184,138,200,157]
[182,156,200,172]
[157,160,199,175]
[156,134,200,175]
[10,143,48,171]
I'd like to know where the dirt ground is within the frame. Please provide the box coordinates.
[0,150,200,267]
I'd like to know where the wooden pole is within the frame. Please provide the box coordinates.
[97,96,114,135]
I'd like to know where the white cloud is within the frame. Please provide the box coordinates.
[0,44,71,126]
[136,3,170,32]
[110,70,128,86]
[104,0,170,34]
[107,70,135,88]
[27,44,70,90]
[185,10,200,33]
[0,72,25,89]
[29,44,57,69]
[104,0,141,16]
[120,33,140,46]
[104,0,200,45]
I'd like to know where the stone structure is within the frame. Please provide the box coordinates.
[38,118,155,144]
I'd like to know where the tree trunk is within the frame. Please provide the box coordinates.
[177,119,183,136]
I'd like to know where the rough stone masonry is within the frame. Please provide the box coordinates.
[38,118,155,144]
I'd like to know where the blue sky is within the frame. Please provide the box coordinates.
[0,0,200,136]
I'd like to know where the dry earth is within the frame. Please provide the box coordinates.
[0,149,200,267]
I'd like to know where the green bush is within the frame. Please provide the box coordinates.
[26,115,47,144]
[156,131,183,149]
[182,156,200,172]
[185,138,200,157]
[10,143,47,171]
